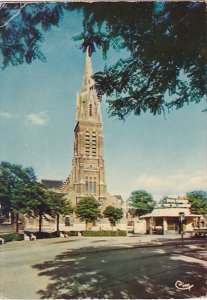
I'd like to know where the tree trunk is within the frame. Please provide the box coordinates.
[11,212,15,232]
[15,213,19,233]
[56,214,60,236]
[38,213,42,233]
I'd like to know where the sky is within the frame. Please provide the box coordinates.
[0,8,206,201]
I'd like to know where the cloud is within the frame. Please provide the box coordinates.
[25,112,48,126]
[132,172,207,197]
[0,111,15,119]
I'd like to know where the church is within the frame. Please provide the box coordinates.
[25,50,126,232]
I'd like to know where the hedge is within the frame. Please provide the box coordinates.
[0,233,24,242]
[24,231,59,239]
[0,230,127,242]
[82,230,126,237]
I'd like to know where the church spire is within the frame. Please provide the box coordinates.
[82,48,94,92]
[76,49,102,124]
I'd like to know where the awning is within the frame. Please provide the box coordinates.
[139,208,202,219]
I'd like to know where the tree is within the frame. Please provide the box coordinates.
[0,161,37,232]
[70,2,206,119]
[47,191,73,235]
[0,3,68,68]
[186,190,207,215]
[1,3,206,118]
[128,190,155,217]
[76,196,101,229]
[0,161,57,233]
[25,183,54,233]
[159,196,168,206]
[103,206,123,229]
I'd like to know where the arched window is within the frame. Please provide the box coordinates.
[65,217,70,226]
[89,104,92,116]
[89,177,92,192]
[85,131,90,156]
[93,177,97,194]
[85,177,89,192]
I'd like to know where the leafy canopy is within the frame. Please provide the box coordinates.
[103,206,123,226]
[70,2,206,119]
[0,161,37,217]
[128,190,155,217]
[0,2,206,118]
[159,196,168,206]
[186,190,207,215]
[0,162,71,227]
[46,191,72,216]
[76,196,101,223]
[0,3,67,68]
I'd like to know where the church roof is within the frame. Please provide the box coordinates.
[41,179,63,189]
[113,195,124,202]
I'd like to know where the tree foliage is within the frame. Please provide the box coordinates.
[25,183,54,232]
[159,196,168,206]
[0,3,67,68]
[186,190,207,215]
[128,190,155,217]
[0,2,206,118]
[0,161,71,233]
[47,191,72,216]
[0,161,38,231]
[76,196,101,227]
[69,2,206,119]
[47,191,72,234]
[103,205,123,226]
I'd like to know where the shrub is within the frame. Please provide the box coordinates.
[0,233,24,242]
[82,230,126,237]
[67,231,79,236]
[24,231,58,239]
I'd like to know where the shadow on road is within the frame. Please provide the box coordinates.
[32,243,207,299]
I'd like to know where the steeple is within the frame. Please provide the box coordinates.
[76,49,102,124]
[82,48,94,92]
[61,49,106,199]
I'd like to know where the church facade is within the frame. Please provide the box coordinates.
[25,51,126,232]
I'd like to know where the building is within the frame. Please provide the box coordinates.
[139,195,201,235]
[25,50,126,232]
[61,50,112,203]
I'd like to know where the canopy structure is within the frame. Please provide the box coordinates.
[140,208,201,219]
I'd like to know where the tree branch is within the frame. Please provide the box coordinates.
[0,3,27,28]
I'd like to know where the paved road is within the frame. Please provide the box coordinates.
[0,236,206,299]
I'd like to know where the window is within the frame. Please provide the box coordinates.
[29,218,34,225]
[92,132,97,156]
[94,177,97,193]
[85,131,90,156]
[89,177,92,192]
[89,104,92,116]
[65,217,70,226]
[85,176,88,192]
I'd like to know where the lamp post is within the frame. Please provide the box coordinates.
[179,212,185,246]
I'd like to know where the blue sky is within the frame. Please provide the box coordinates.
[0,9,206,201]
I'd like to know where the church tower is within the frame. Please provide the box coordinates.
[61,50,107,203]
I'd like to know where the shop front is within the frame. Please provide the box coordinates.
[142,209,201,235]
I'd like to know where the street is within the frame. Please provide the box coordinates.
[0,236,206,299]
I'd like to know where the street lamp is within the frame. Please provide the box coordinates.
[179,212,185,246]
